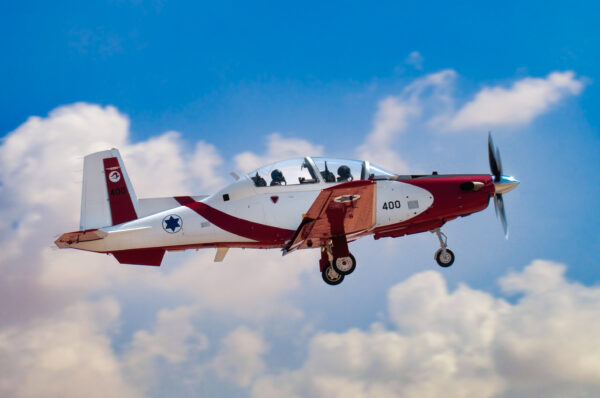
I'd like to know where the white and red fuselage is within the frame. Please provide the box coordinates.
[56,150,518,276]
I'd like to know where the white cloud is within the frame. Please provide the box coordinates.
[152,248,314,320]
[495,261,600,397]
[0,103,320,397]
[125,306,209,389]
[0,298,142,398]
[0,102,321,323]
[188,140,227,192]
[252,260,600,398]
[498,259,566,294]
[449,71,584,130]
[0,104,134,322]
[234,133,324,173]
[357,70,456,172]
[0,103,127,214]
[405,51,424,70]
[0,93,593,397]
[0,103,255,323]
[121,131,190,196]
[210,326,269,387]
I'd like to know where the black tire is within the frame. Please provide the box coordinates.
[322,263,345,285]
[435,248,455,267]
[332,254,357,275]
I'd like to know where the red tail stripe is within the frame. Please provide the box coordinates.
[174,196,196,206]
[174,196,294,244]
[103,157,137,225]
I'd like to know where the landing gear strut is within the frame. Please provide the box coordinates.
[431,228,455,267]
[320,241,356,285]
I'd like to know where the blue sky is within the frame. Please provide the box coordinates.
[1,1,600,397]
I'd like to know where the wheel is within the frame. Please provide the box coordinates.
[322,263,345,285]
[435,248,455,267]
[332,254,356,275]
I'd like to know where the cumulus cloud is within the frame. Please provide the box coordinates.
[0,298,142,398]
[0,103,309,322]
[495,260,600,397]
[357,70,456,172]
[0,97,595,398]
[125,306,209,389]
[0,103,318,396]
[449,71,584,131]
[252,260,600,398]
[210,326,269,387]
[0,104,132,323]
[153,248,314,320]
[361,69,584,137]
[188,140,227,191]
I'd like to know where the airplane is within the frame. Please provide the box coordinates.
[55,134,519,285]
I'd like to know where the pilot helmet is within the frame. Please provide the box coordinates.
[338,165,351,180]
[271,169,284,182]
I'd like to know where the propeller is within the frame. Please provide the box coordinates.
[488,132,519,239]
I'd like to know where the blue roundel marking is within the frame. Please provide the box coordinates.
[162,214,182,233]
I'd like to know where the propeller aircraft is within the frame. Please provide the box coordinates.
[55,134,519,285]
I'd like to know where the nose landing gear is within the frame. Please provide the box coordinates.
[431,228,455,267]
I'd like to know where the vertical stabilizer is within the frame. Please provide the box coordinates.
[80,149,139,229]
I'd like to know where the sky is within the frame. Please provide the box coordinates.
[1,1,600,397]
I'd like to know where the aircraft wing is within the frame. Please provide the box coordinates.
[285,180,376,253]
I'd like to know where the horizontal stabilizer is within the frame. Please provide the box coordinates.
[55,229,108,248]
[112,248,165,266]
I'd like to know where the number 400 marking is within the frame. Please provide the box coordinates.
[382,200,401,210]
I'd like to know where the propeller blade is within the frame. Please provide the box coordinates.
[495,194,509,239]
[488,133,515,239]
[488,133,501,181]
[495,147,503,177]
[493,194,499,217]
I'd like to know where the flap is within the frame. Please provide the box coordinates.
[214,247,229,262]
[285,180,376,252]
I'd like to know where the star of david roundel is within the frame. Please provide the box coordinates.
[162,214,182,233]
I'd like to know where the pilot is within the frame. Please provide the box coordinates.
[320,161,336,183]
[252,172,267,187]
[270,169,286,186]
[337,165,353,182]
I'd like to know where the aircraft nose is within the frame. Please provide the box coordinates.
[494,175,520,194]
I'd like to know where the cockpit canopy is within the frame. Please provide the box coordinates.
[247,157,396,187]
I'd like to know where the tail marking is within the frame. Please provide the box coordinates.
[103,157,137,225]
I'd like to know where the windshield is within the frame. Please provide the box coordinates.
[312,158,363,183]
[367,163,397,179]
[248,158,318,187]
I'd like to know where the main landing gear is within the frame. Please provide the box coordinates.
[431,228,455,267]
[320,239,356,286]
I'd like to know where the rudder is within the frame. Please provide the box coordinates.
[80,149,139,229]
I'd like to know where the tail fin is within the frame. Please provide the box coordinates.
[80,149,139,229]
